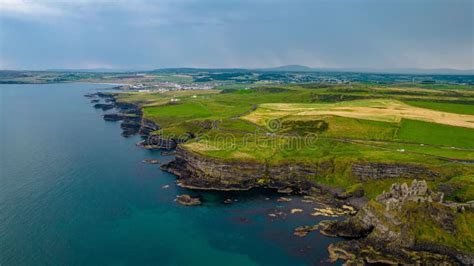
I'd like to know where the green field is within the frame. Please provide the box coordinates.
[396,119,474,149]
[113,83,474,201]
[404,101,474,115]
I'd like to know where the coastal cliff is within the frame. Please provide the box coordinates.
[162,146,443,191]
[161,146,320,191]
[319,180,474,265]
[89,90,474,265]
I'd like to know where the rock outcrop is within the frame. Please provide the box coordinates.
[140,134,189,150]
[176,194,201,206]
[161,146,323,192]
[139,118,160,136]
[103,113,125,121]
[319,179,474,265]
[120,115,142,137]
[376,179,443,211]
[93,103,115,111]
[351,163,439,181]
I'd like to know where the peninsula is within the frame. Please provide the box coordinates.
[81,69,474,265]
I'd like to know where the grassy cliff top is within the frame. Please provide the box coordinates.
[114,83,474,201]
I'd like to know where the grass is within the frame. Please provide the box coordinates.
[442,175,474,202]
[405,201,474,254]
[404,101,474,115]
[396,119,474,149]
[114,83,474,205]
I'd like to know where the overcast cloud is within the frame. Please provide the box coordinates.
[0,0,472,70]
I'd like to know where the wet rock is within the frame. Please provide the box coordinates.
[139,118,160,136]
[293,225,319,237]
[160,151,176,156]
[120,116,141,137]
[176,195,201,206]
[162,185,170,189]
[84,93,98,98]
[93,103,115,111]
[142,159,160,164]
[115,102,141,115]
[290,208,303,214]
[277,197,292,202]
[268,211,286,218]
[103,113,125,121]
[310,207,348,217]
[223,198,233,204]
[90,99,100,103]
[278,187,293,194]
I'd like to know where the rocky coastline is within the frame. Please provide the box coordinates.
[88,91,473,265]
[319,180,474,265]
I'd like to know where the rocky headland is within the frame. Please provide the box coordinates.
[319,179,474,265]
[88,91,473,265]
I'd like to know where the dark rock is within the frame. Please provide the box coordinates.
[90,99,100,103]
[115,102,141,115]
[319,179,473,265]
[293,225,319,237]
[120,116,141,137]
[277,187,293,194]
[143,134,189,150]
[84,93,98,98]
[139,119,160,136]
[142,159,160,164]
[160,146,321,191]
[103,113,125,121]
[93,103,115,111]
[104,98,115,103]
[351,163,439,181]
[352,187,365,198]
[176,195,201,206]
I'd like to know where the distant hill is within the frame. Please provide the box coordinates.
[255,65,474,75]
[11,65,473,76]
[257,65,315,72]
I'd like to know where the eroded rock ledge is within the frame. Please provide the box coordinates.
[161,146,441,190]
[161,146,324,192]
[319,180,474,265]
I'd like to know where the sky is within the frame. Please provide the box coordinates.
[0,0,472,70]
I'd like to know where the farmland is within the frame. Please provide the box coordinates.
[109,82,474,201]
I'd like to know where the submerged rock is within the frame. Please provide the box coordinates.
[277,197,292,202]
[160,151,176,156]
[103,113,125,121]
[278,187,293,194]
[142,159,160,164]
[310,206,350,217]
[293,225,319,237]
[290,208,303,214]
[176,195,201,206]
[268,211,286,218]
[93,103,115,111]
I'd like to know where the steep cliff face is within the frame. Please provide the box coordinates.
[351,162,439,181]
[139,118,160,136]
[320,180,474,265]
[162,146,443,191]
[161,146,322,191]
